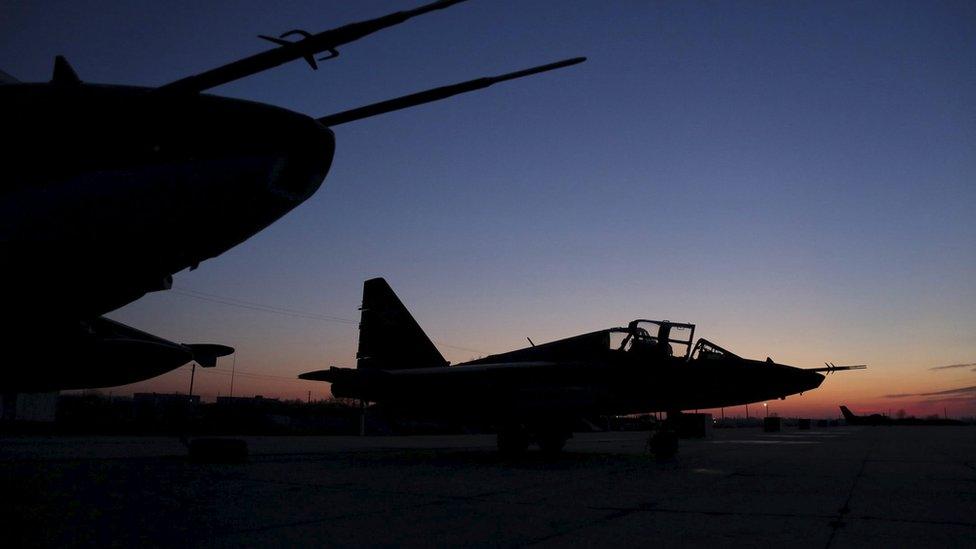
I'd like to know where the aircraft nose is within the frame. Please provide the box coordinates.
[266,119,335,204]
[795,368,826,391]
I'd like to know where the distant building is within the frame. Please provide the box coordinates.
[212,395,291,432]
[133,392,198,424]
[0,392,59,422]
[133,392,199,405]
[216,395,279,407]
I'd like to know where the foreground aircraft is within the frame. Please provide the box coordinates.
[0,0,584,391]
[301,279,866,454]
[840,406,966,426]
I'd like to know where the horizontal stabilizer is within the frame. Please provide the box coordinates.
[298,369,333,382]
[184,343,235,367]
[318,57,586,126]
[298,366,388,400]
[298,366,381,383]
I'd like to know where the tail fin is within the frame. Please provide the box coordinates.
[356,278,448,370]
[0,68,19,84]
[839,406,856,421]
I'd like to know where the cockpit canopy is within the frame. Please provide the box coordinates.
[610,319,696,359]
[608,320,742,363]
[691,338,740,361]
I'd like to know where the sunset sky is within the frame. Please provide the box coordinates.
[3,1,973,418]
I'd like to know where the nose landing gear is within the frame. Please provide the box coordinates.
[496,422,572,457]
[496,424,530,457]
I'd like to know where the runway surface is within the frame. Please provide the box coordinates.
[3,426,974,547]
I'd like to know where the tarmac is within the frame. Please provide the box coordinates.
[3,426,974,547]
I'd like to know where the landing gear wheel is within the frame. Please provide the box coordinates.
[537,433,568,456]
[497,427,529,457]
[648,430,678,460]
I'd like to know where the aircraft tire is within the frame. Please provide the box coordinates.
[497,427,529,456]
[648,430,678,460]
[537,433,567,456]
[187,437,248,463]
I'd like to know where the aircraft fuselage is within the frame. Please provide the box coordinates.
[327,350,825,421]
[1,83,335,321]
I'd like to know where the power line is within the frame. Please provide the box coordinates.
[171,287,359,325]
[175,363,315,384]
[170,286,487,355]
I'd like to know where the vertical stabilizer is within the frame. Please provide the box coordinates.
[0,68,19,84]
[839,406,857,422]
[356,278,448,370]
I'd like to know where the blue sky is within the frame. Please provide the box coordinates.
[3,1,974,415]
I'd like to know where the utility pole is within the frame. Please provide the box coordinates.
[229,353,236,398]
[188,362,197,401]
[359,399,366,436]
[745,404,749,419]
[307,390,312,404]
[183,361,198,444]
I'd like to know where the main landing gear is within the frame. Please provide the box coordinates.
[496,424,530,456]
[647,409,681,460]
[647,429,679,459]
[496,423,572,457]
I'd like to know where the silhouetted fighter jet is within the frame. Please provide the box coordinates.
[840,406,966,426]
[0,0,584,392]
[839,405,892,425]
[301,279,865,454]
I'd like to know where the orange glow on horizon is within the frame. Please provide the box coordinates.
[103,356,976,420]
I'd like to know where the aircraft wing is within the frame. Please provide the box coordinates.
[183,343,235,368]
[94,318,234,368]
[157,0,466,94]
[2,317,234,392]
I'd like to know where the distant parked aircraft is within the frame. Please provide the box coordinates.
[840,406,966,426]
